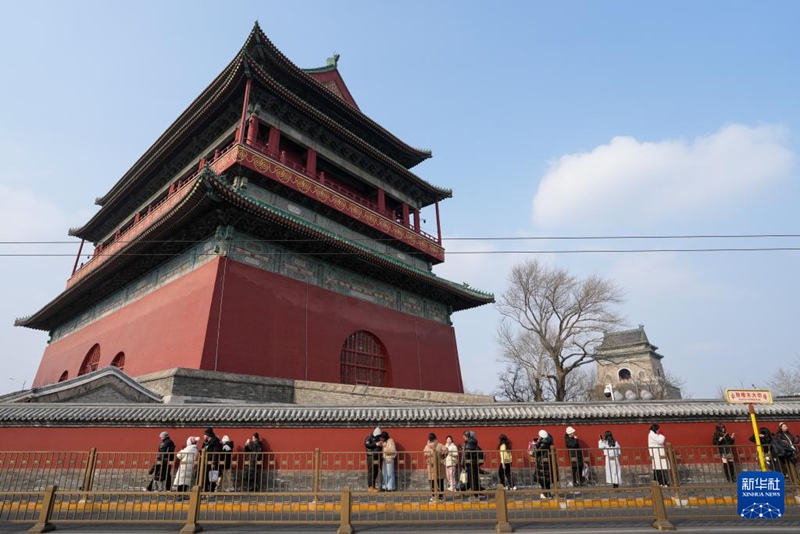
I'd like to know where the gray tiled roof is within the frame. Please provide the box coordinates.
[0,367,162,404]
[0,399,797,428]
[598,326,651,351]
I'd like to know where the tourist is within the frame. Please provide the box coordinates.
[424,433,446,501]
[530,430,554,499]
[711,423,736,483]
[219,434,234,492]
[598,430,622,488]
[148,431,175,492]
[244,432,264,491]
[173,436,200,498]
[772,422,799,484]
[749,426,774,468]
[462,430,481,499]
[380,431,397,491]
[202,427,223,492]
[564,426,585,487]
[648,424,670,486]
[364,427,383,492]
[444,435,459,491]
[497,434,514,490]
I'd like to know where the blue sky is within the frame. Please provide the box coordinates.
[1,1,799,397]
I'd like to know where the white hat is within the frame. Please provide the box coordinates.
[373,427,382,436]
[566,427,575,435]
[222,435,230,442]
[538,430,548,439]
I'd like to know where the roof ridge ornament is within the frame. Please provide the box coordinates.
[326,52,340,67]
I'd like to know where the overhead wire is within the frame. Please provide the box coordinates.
[1,234,800,257]
[3,233,800,245]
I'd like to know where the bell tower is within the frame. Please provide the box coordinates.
[595,325,681,400]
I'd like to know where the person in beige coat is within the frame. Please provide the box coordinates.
[424,432,447,501]
[380,431,397,491]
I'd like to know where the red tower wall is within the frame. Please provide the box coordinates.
[32,260,221,387]
[204,259,464,392]
[32,257,465,393]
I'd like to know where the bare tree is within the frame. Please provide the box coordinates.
[495,364,535,402]
[766,356,800,396]
[496,259,625,401]
[495,358,594,402]
[496,322,549,401]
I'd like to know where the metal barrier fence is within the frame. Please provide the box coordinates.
[2,445,799,532]
[2,444,799,493]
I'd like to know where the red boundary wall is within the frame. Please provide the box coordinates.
[0,420,773,455]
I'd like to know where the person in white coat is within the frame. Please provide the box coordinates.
[444,435,460,491]
[598,430,622,488]
[648,424,670,486]
[173,436,200,498]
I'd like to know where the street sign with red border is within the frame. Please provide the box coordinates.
[725,389,773,404]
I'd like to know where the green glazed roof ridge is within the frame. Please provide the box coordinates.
[208,174,493,302]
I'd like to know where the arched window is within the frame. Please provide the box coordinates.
[58,371,69,382]
[111,352,126,371]
[340,331,387,387]
[618,368,632,381]
[78,344,101,376]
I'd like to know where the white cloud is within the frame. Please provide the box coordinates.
[532,124,794,230]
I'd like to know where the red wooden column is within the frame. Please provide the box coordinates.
[435,201,442,245]
[377,189,386,214]
[236,77,253,143]
[267,127,281,156]
[401,203,410,227]
[413,208,421,233]
[71,239,85,276]
[246,114,260,145]
[306,148,317,178]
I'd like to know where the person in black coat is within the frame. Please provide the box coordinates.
[462,430,482,498]
[202,427,223,492]
[532,430,554,498]
[148,431,175,491]
[244,432,264,491]
[749,426,773,468]
[772,422,799,484]
[364,427,383,492]
[712,423,736,483]
[564,426,585,488]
